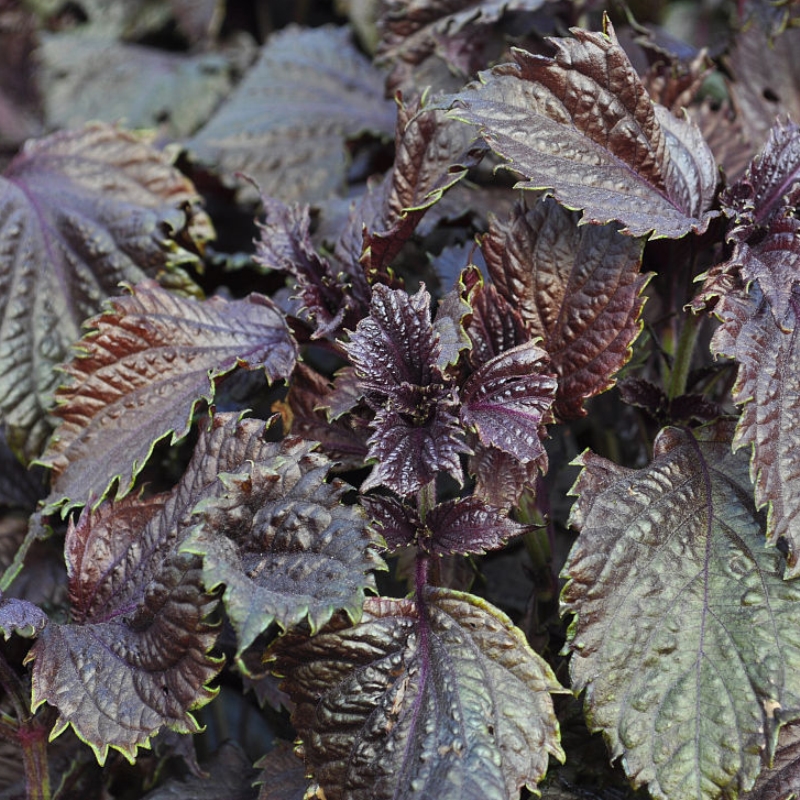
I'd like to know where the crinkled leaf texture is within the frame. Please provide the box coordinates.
[27,413,288,764]
[0,594,47,639]
[344,285,470,495]
[460,341,556,464]
[708,284,800,577]
[187,25,396,203]
[271,589,565,800]
[482,198,648,419]
[562,421,800,800]
[39,280,297,512]
[451,19,718,238]
[181,436,383,659]
[740,723,800,800]
[0,122,211,460]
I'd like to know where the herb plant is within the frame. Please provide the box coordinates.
[1,1,800,799]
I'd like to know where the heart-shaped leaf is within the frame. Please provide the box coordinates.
[451,19,718,238]
[39,280,297,512]
[271,589,565,800]
[562,420,800,800]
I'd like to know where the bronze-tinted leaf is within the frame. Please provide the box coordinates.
[39,281,297,512]
[0,123,211,459]
[27,414,288,764]
[562,421,800,799]
[482,198,648,419]
[452,20,719,238]
[709,284,800,577]
[271,590,565,800]
[182,437,383,656]
[187,25,396,203]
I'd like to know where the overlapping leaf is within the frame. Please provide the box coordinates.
[377,0,548,95]
[28,497,221,765]
[181,436,383,659]
[186,25,396,203]
[0,122,211,460]
[39,280,297,512]
[255,195,364,338]
[271,590,565,800]
[740,723,800,800]
[482,199,648,419]
[363,399,468,495]
[363,494,526,555]
[28,413,292,763]
[562,421,800,800]
[460,341,556,464]
[708,284,800,577]
[451,19,718,238]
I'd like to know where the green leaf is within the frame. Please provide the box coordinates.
[561,420,800,800]
[271,589,565,800]
[182,437,384,661]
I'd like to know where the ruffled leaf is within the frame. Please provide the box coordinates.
[362,400,469,495]
[181,437,383,657]
[709,284,800,577]
[468,444,538,509]
[451,20,718,238]
[27,413,292,764]
[460,341,556,464]
[344,284,442,398]
[39,280,297,512]
[465,280,531,369]
[562,421,800,799]
[0,122,210,459]
[271,589,565,800]
[187,26,395,203]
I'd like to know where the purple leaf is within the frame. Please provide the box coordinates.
[271,590,565,800]
[27,413,299,764]
[0,594,47,640]
[254,194,363,339]
[39,281,297,512]
[709,283,800,577]
[562,420,800,799]
[468,443,539,509]
[482,198,648,419]
[187,26,396,203]
[360,494,421,551]
[451,19,719,238]
[377,0,549,96]
[0,122,211,459]
[343,284,443,397]
[362,401,468,495]
[181,437,384,656]
[722,120,800,241]
[465,280,530,369]
[740,723,800,800]
[424,496,529,555]
[460,341,556,464]
[255,742,311,800]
